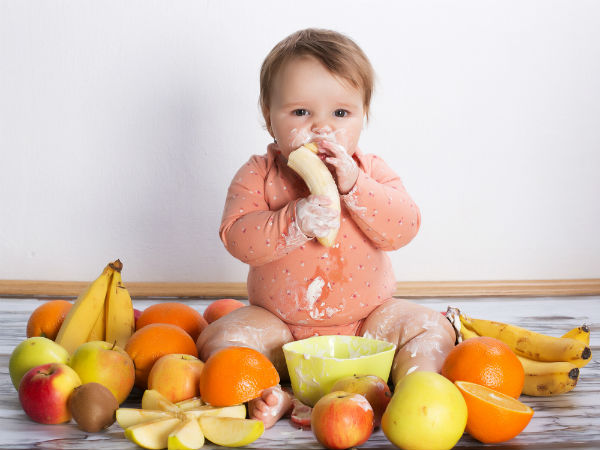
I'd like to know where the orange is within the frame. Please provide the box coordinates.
[26,300,72,340]
[125,323,198,388]
[203,299,246,324]
[455,381,534,443]
[441,336,524,398]
[136,302,208,342]
[199,346,280,406]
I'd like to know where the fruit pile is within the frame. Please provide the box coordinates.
[7,261,594,450]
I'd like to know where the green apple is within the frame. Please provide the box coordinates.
[168,417,205,450]
[68,340,134,404]
[124,416,181,449]
[198,416,264,447]
[9,337,69,390]
[381,371,467,450]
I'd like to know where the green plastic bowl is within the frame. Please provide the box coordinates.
[283,335,396,406]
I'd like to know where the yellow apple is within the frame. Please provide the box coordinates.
[68,340,135,404]
[381,371,467,450]
[198,416,264,447]
[168,417,205,450]
[116,408,176,428]
[148,353,204,403]
[124,416,181,449]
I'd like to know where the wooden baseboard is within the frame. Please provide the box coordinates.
[1,279,599,299]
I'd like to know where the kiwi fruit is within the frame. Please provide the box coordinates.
[68,382,119,432]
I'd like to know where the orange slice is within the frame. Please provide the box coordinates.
[455,381,534,443]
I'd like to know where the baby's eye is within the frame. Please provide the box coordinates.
[293,109,309,116]
[334,109,349,118]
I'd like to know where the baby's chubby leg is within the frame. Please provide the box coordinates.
[196,305,294,428]
[359,299,456,386]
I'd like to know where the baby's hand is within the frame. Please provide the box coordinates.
[318,141,359,194]
[296,195,340,239]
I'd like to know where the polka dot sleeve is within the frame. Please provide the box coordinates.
[341,153,421,251]
[219,155,310,266]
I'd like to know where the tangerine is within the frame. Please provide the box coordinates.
[199,346,279,406]
[136,302,208,342]
[441,336,524,398]
[26,300,72,341]
[455,380,534,443]
[125,323,198,388]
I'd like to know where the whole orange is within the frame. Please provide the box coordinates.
[26,300,72,341]
[203,299,246,324]
[125,323,198,389]
[136,302,208,342]
[199,346,279,407]
[441,336,524,398]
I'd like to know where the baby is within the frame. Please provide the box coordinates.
[196,28,455,428]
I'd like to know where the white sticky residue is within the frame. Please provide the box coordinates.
[289,128,346,150]
[278,220,309,251]
[306,277,327,320]
[405,365,419,376]
[348,395,373,412]
[269,388,284,416]
[343,183,367,213]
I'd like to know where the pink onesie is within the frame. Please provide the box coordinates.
[220,144,421,340]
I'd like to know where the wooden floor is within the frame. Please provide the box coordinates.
[0,295,598,450]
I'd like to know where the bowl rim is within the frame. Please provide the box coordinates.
[282,334,396,361]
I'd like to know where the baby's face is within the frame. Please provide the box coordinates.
[267,55,365,158]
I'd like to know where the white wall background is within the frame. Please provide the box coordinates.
[1,1,599,283]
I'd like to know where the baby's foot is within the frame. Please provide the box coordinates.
[248,385,293,429]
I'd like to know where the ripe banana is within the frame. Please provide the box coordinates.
[517,355,579,396]
[460,315,591,364]
[561,325,592,368]
[55,262,115,353]
[287,142,341,247]
[105,260,135,349]
[88,304,105,341]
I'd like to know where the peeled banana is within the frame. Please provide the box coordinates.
[460,315,591,364]
[105,260,135,349]
[287,142,341,247]
[517,355,579,396]
[56,263,115,353]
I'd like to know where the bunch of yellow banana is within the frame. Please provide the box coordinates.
[55,260,135,354]
[459,314,592,396]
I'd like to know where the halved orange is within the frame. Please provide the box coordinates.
[455,381,534,443]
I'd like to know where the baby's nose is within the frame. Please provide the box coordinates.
[311,124,332,136]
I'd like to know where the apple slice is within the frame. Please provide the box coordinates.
[124,416,181,449]
[116,408,176,428]
[168,417,205,450]
[175,396,205,411]
[142,389,180,412]
[198,416,264,447]
[183,404,246,419]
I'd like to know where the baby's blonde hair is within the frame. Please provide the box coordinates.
[259,28,374,128]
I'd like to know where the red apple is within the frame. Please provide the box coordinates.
[330,374,391,427]
[203,299,245,324]
[18,362,82,424]
[311,391,374,449]
[147,353,205,403]
[134,308,143,328]
[68,340,135,404]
